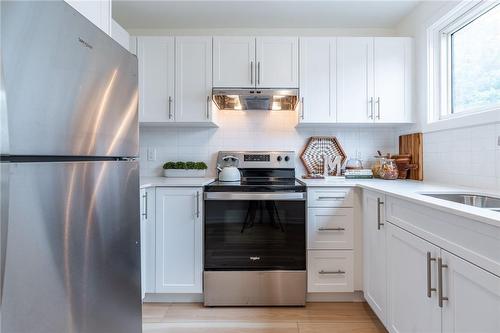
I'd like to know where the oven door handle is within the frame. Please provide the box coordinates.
[204,192,306,201]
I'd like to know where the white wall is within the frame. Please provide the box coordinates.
[396,1,500,190]
[139,111,398,177]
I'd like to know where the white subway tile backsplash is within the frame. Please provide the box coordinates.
[424,123,500,191]
[139,112,399,177]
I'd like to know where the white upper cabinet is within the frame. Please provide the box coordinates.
[441,250,500,333]
[213,37,256,88]
[155,187,203,294]
[111,19,130,50]
[386,223,442,333]
[65,0,111,34]
[175,37,213,123]
[256,37,299,88]
[299,38,336,123]
[336,37,374,123]
[373,37,412,123]
[213,36,298,88]
[137,36,175,123]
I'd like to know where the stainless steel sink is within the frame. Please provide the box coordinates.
[420,193,500,211]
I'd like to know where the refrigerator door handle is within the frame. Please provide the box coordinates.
[0,162,9,306]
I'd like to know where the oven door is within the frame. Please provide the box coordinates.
[204,192,306,271]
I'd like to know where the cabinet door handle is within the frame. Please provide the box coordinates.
[376,97,381,120]
[317,196,344,200]
[319,269,345,275]
[368,97,374,119]
[196,191,200,218]
[257,61,261,85]
[142,192,148,219]
[301,97,305,120]
[377,197,384,230]
[206,96,211,119]
[250,61,254,85]
[437,257,449,307]
[318,227,345,231]
[427,252,437,298]
[168,96,173,120]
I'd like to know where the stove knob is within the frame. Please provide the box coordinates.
[277,156,282,162]
[284,156,290,162]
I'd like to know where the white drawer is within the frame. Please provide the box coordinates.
[307,250,354,292]
[308,208,354,250]
[308,188,354,208]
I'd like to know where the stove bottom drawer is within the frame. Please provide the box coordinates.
[307,250,354,292]
[204,271,306,306]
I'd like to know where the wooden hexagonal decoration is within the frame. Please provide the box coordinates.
[300,136,347,176]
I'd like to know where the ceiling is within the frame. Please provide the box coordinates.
[112,0,422,30]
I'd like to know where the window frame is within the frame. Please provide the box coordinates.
[428,1,500,125]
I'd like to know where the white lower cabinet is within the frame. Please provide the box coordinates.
[441,250,500,333]
[140,188,156,299]
[155,187,203,293]
[307,187,355,293]
[363,190,387,324]
[386,222,441,333]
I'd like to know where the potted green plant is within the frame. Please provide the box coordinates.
[162,161,208,178]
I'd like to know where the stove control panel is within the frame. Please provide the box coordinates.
[217,151,295,169]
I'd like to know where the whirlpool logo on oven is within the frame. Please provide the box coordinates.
[249,257,261,261]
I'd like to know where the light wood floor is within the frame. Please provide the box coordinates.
[143,302,387,333]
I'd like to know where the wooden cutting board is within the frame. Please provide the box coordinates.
[399,133,423,180]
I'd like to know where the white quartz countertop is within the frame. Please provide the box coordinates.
[140,177,215,188]
[303,178,500,226]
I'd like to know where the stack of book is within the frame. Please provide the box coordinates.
[344,169,373,179]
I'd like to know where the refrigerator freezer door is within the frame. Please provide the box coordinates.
[1,161,141,333]
[1,1,138,157]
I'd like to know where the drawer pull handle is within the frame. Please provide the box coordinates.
[317,196,344,200]
[318,227,345,231]
[319,270,345,275]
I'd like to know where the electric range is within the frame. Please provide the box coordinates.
[203,151,306,306]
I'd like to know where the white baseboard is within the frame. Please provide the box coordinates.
[143,291,365,303]
[306,291,365,302]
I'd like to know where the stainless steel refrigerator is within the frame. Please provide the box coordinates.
[1,1,141,332]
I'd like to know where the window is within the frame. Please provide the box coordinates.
[428,1,500,122]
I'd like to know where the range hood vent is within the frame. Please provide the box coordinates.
[212,88,299,111]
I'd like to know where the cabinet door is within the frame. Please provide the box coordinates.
[373,38,412,123]
[137,36,175,123]
[386,223,441,333]
[307,207,353,250]
[140,188,156,299]
[299,38,336,123]
[256,37,298,88]
[65,0,111,34]
[441,250,500,333]
[213,36,255,88]
[175,37,213,122]
[155,188,202,293]
[363,190,387,325]
[337,37,374,123]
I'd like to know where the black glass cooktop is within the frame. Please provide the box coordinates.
[204,178,306,193]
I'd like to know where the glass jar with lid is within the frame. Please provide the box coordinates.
[379,159,399,180]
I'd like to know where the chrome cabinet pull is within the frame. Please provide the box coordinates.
[250,61,254,85]
[196,191,200,218]
[319,270,345,275]
[257,61,261,85]
[377,197,384,230]
[142,192,148,219]
[368,97,374,119]
[376,97,381,120]
[318,227,345,231]
[168,96,173,120]
[438,257,448,307]
[206,96,211,119]
[301,97,305,120]
[317,196,344,200]
[427,252,436,298]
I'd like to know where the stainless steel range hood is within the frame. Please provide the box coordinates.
[212,88,299,111]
